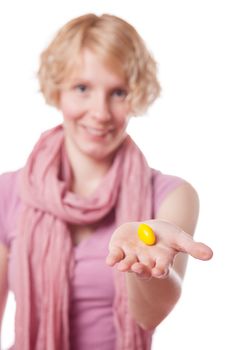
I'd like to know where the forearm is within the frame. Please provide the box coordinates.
[126,268,182,330]
[125,184,199,330]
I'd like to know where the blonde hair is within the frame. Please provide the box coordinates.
[38,13,161,115]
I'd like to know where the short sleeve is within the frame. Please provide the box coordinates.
[152,169,186,216]
[0,171,20,248]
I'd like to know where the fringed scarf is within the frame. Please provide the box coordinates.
[13,124,154,349]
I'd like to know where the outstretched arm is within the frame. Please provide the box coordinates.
[106,182,213,330]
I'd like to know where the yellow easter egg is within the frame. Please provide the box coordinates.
[138,223,156,246]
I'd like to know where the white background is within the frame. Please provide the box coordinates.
[0,0,232,349]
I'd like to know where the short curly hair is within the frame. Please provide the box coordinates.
[38,13,161,115]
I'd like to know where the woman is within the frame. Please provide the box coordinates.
[0,13,213,350]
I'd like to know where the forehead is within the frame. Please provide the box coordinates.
[68,48,127,86]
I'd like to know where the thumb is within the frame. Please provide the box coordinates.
[175,232,213,260]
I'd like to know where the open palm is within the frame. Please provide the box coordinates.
[106,219,213,279]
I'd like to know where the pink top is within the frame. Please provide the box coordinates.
[0,169,184,349]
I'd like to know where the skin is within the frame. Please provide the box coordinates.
[60,49,213,329]
[0,48,213,333]
[106,183,213,329]
[59,48,131,197]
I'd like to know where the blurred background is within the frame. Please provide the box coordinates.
[0,0,232,349]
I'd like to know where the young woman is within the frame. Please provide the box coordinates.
[0,13,213,350]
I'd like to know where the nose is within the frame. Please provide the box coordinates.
[91,93,111,122]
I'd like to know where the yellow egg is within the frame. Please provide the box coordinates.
[138,223,156,246]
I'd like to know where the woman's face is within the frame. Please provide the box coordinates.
[59,49,131,162]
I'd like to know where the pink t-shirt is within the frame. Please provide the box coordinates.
[0,169,184,349]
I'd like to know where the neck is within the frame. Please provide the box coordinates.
[65,139,113,198]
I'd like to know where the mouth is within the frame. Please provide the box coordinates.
[80,125,114,137]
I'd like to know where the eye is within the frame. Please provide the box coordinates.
[75,84,87,93]
[112,88,127,99]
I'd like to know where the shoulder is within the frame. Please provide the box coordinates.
[0,169,21,247]
[151,169,199,233]
[151,169,186,215]
[156,178,199,236]
[0,169,20,184]
[0,169,21,202]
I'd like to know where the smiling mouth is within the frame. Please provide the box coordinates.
[81,125,114,137]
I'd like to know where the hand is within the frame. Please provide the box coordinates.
[106,219,213,280]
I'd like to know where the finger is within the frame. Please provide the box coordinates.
[137,253,155,269]
[117,255,138,271]
[152,267,170,279]
[106,247,125,266]
[131,262,152,280]
[191,242,213,260]
[175,232,213,260]
[152,256,171,278]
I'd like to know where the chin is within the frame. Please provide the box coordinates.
[82,144,118,162]
[88,150,113,162]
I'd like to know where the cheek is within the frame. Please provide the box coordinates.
[116,111,130,130]
[61,103,80,120]
[119,118,129,131]
[60,93,84,120]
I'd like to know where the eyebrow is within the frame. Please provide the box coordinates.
[70,78,128,90]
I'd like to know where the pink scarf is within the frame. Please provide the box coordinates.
[14,124,154,349]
